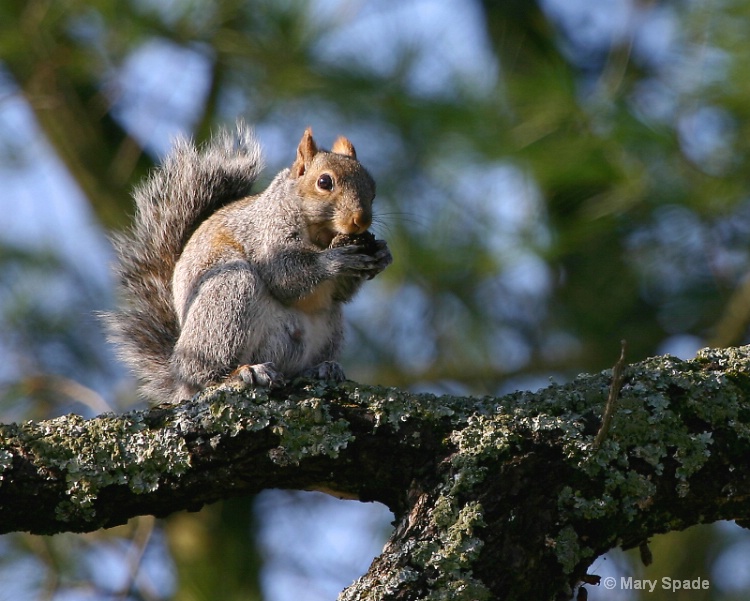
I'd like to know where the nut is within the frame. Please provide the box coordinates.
[329,231,379,255]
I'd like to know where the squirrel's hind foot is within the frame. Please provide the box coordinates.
[300,360,346,383]
[229,362,286,388]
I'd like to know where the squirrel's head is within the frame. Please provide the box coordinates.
[291,128,376,248]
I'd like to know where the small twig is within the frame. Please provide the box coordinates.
[639,539,653,567]
[593,340,628,451]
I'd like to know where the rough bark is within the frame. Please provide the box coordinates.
[3,346,750,600]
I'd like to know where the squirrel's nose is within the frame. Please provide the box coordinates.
[350,211,371,234]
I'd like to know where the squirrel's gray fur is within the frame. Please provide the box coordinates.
[106,123,391,404]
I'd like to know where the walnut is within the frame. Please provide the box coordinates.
[329,231,379,255]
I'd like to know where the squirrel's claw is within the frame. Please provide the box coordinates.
[367,240,393,279]
[300,360,346,382]
[230,362,286,388]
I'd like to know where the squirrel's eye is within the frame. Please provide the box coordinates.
[317,174,334,191]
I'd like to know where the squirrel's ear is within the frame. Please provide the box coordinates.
[331,136,357,159]
[292,127,318,177]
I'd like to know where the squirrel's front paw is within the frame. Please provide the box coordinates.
[324,239,392,279]
[300,360,346,382]
[324,245,379,276]
[229,362,286,388]
[367,239,393,280]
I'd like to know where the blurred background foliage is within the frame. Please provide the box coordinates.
[1,0,750,599]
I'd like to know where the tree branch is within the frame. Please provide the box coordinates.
[3,347,750,600]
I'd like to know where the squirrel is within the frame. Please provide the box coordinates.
[105,123,392,404]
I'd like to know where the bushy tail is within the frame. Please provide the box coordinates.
[105,123,264,402]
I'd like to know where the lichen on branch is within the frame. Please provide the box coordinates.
[2,346,750,600]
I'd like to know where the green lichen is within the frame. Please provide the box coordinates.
[197,383,355,467]
[341,385,496,599]
[205,347,750,593]
[412,496,491,601]
[578,353,728,491]
[16,412,191,521]
[553,525,593,574]
[0,448,13,479]
[10,380,358,523]
[7,344,750,598]
[398,346,750,582]
[268,396,352,467]
[450,413,513,457]
[348,383,462,434]
[546,347,750,573]
[340,563,421,601]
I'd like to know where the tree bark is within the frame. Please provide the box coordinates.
[2,346,750,600]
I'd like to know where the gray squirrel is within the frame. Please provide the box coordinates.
[106,123,392,404]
